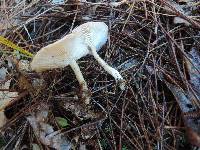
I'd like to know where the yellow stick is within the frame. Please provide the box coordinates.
[0,36,33,57]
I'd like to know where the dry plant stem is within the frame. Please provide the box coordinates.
[70,60,90,104]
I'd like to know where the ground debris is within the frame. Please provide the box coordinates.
[26,103,71,150]
[147,47,200,147]
[162,0,199,26]
[1,0,200,149]
[0,79,18,128]
[186,48,200,98]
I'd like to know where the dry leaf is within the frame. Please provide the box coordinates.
[173,17,191,26]
[109,0,127,7]
[27,104,71,150]
[52,0,65,4]
[186,48,200,98]
[0,112,7,129]
[0,79,18,128]
[0,67,7,81]
[166,47,200,146]
[162,0,198,26]
[146,47,200,146]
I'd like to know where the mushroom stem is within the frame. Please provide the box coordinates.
[70,60,90,104]
[89,45,125,90]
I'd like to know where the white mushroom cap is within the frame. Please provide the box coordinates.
[30,22,108,72]
[72,22,108,52]
[30,33,88,72]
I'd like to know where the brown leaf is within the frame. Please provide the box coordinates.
[0,79,18,127]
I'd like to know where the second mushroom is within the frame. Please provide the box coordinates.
[31,22,125,104]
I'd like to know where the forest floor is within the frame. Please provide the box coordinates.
[0,0,200,149]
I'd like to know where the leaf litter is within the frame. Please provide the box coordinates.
[0,0,200,149]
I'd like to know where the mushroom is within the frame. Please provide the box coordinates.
[31,22,125,104]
